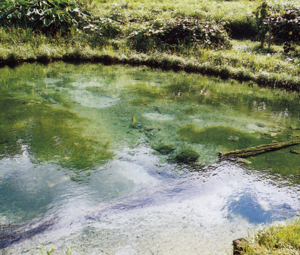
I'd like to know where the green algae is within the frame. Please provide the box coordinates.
[248,147,300,180]
[178,125,264,151]
[0,95,112,170]
[0,65,113,172]
[129,97,154,106]
[173,149,200,164]
[154,144,176,155]
[1,62,300,180]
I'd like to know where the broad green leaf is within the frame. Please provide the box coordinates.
[58,13,64,21]
[54,17,59,26]
[43,16,53,26]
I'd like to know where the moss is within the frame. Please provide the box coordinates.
[0,93,112,171]
[154,144,176,155]
[130,97,154,106]
[182,106,200,115]
[178,125,263,151]
[173,149,199,164]
[250,147,300,179]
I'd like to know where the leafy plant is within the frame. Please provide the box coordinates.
[96,17,121,38]
[128,18,231,52]
[0,0,91,35]
[253,2,300,52]
[269,7,300,52]
[253,1,270,48]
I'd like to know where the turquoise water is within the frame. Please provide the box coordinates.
[0,62,300,254]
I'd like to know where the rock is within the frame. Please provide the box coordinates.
[232,238,248,255]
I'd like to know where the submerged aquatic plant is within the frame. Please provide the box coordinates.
[172,149,200,164]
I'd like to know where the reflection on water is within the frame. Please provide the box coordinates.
[0,62,300,254]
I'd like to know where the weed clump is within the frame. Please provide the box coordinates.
[173,149,199,164]
[242,217,300,254]
[0,0,91,35]
[253,2,300,52]
[154,144,176,155]
[128,18,231,52]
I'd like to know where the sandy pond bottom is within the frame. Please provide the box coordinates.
[2,145,300,255]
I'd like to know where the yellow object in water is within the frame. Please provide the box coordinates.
[132,116,136,125]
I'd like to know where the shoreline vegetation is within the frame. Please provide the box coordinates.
[236,216,300,255]
[1,0,300,253]
[0,0,300,91]
[1,47,300,91]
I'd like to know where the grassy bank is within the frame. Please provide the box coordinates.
[0,0,300,90]
[241,217,300,254]
[0,34,300,91]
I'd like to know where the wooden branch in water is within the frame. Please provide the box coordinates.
[219,140,300,159]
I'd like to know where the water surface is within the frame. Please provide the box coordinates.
[1,62,300,254]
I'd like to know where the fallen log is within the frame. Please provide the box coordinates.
[219,140,300,159]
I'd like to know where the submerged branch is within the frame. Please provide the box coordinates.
[219,140,300,159]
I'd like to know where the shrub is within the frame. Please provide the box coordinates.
[225,16,257,39]
[269,7,300,52]
[96,18,121,38]
[128,18,231,52]
[0,0,91,35]
[253,2,300,52]
[253,1,270,48]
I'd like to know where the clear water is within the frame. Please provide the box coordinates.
[1,62,300,254]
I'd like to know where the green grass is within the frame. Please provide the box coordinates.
[0,0,300,89]
[242,217,300,254]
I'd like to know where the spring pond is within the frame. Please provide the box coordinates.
[1,62,300,254]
